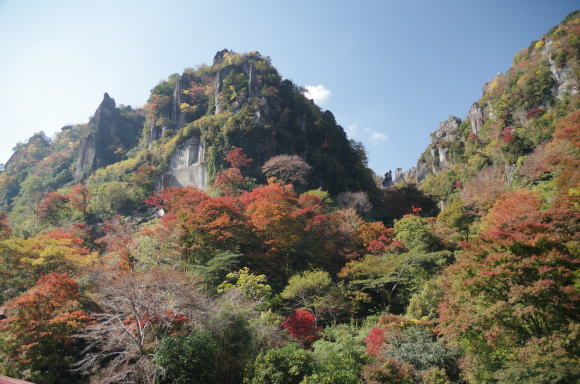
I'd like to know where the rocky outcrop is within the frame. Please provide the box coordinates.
[430,116,461,172]
[381,168,411,188]
[394,168,405,183]
[4,133,50,173]
[148,74,192,143]
[467,103,485,134]
[171,74,190,130]
[214,50,264,117]
[161,133,208,189]
[393,117,462,185]
[415,160,430,182]
[213,49,230,65]
[149,50,270,191]
[542,39,578,99]
[381,170,393,188]
[74,93,143,181]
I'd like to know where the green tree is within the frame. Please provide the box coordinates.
[281,270,349,324]
[405,277,445,320]
[394,215,440,252]
[155,331,218,384]
[217,267,272,301]
[436,199,473,240]
[250,343,313,384]
[339,252,453,315]
[301,325,368,384]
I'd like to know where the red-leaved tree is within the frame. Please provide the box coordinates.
[0,211,11,239]
[282,309,321,347]
[68,184,91,216]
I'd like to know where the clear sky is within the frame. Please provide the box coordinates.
[0,0,577,175]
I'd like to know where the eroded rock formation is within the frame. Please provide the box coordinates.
[467,103,485,134]
[161,133,208,189]
[74,93,143,181]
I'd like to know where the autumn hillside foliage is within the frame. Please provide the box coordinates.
[0,11,579,384]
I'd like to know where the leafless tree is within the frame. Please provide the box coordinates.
[75,268,210,384]
[261,154,311,186]
[460,165,507,214]
[337,191,372,214]
[336,208,364,237]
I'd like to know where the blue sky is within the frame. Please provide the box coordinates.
[0,0,577,175]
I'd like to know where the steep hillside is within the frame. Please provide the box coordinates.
[143,49,375,193]
[390,11,578,211]
[0,12,578,384]
[0,49,376,234]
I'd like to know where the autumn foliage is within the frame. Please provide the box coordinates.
[282,309,321,347]
[213,148,254,195]
[37,184,91,224]
[437,190,579,380]
[144,177,390,284]
[0,273,93,382]
[0,211,11,239]
[0,14,579,383]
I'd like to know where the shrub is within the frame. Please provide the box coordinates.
[155,331,218,384]
[250,343,313,384]
[393,215,440,252]
[262,155,312,186]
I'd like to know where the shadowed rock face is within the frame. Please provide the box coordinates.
[381,170,393,188]
[74,93,144,181]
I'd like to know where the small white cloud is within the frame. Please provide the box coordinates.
[304,84,331,104]
[345,124,359,137]
[371,132,387,142]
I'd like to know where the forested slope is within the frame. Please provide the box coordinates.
[0,11,578,384]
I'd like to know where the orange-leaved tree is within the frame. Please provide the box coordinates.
[438,189,579,382]
[0,273,93,383]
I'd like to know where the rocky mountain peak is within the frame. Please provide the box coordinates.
[213,49,231,65]
[74,93,143,181]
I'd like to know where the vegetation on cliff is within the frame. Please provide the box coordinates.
[0,11,578,384]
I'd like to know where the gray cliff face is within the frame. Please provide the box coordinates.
[430,116,461,172]
[415,159,431,183]
[75,93,116,181]
[172,74,190,130]
[74,93,144,181]
[162,133,208,189]
[394,168,405,183]
[158,50,271,190]
[391,117,462,186]
[153,72,209,190]
[543,39,578,99]
[468,103,485,134]
[148,74,192,143]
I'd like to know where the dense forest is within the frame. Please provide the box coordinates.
[0,10,578,384]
